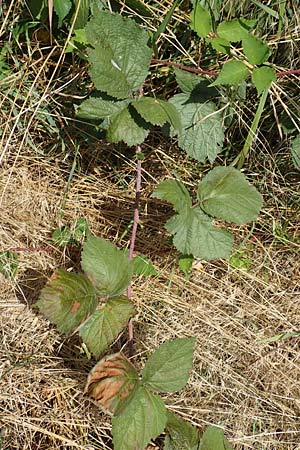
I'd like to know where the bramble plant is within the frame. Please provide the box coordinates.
[34,1,300,449]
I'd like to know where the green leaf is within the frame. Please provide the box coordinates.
[81,236,133,297]
[51,225,72,246]
[73,217,90,242]
[165,206,234,260]
[200,426,233,450]
[174,68,202,94]
[0,251,18,279]
[178,255,194,280]
[132,97,181,129]
[36,270,97,335]
[242,34,270,65]
[85,353,139,414]
[142,338,195,393]
[197,166,263,225]
[252,66,276,95]
[291,134,300,169]
[229,252,252,271]
[73,0,90,29]
[76,96,130,122]
[164,411,200,450]
[85,12,152,99]
[132,255,158,276]
[53,0,72,27]
[152,179,192,212]
[217,19,253,42]
[169,93,224,163]
[174,69,219,99]
[80,296,135,358]
[210,60,249,86]
[112,385,167,450]
[107,105,150,146]
[190,4,212,38]
[207,36,230,54]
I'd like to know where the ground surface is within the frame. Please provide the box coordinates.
[0,148,299,449]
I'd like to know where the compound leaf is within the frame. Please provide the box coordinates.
[164,411,200,450]
[112,385,167,450]
[165,206,233,260]
[169,93,224,163]
[197,166,263,225]
[190,4,212,38]
[142,338,195,393]
[291,134,300,169]
[242,34,270,65]
[200,426,233,450]
[76,97,130,121]
[217,19,253,42]
[85,353,139,414]
[210,60,249,86]
[36,270,97,335]
[107,105,150,146]
[132,97,181,129]
[80,297,135,358]
[85,12,151,99]
[53,0,72,27]
[252,66,276,95]
[152,179,192,212]
[81,236,133,297]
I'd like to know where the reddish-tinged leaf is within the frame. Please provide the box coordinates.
[36,269,97,335]
[85,353,139,414]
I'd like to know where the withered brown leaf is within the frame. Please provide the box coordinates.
[85,353,139,414]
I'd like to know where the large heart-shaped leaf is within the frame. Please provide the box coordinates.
[81,236,133,297]
[79,296,135,358]
[142,338,195,393]
[197,166,263,225]
[112,385,167,450]
[85,11,152,99]
[85,353,139,414]
[36,270,97,335]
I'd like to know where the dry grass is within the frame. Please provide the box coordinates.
[1,1,300,449]
[0,147,299,449]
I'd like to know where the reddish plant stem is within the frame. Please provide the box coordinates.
[127,145,142,353]
[151,58,300,79]
[276,69,300,77]
[151,58,218,76]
